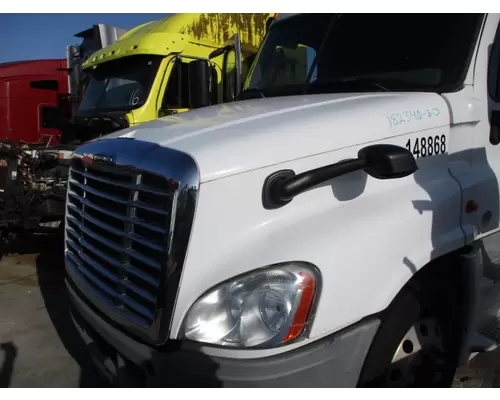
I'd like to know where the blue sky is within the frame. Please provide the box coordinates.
[0,14,171,63]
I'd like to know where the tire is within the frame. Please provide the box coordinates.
[38,220,65,268]
[357,279,461,388]
[55,220,65,265]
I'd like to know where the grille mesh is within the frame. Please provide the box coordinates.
[65,157,178,328]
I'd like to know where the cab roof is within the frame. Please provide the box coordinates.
[82,13,273,69]
[0,59,67,79]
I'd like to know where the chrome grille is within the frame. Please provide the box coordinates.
[65,154,178,329]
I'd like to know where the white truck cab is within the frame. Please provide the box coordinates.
[65,13,500,387]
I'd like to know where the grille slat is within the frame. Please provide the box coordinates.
[77,251,157,306]
[65,156,177,328]
[70,179,170,216]
[78,237,158,287]
[71,168,173,197]
[66,237,81,255]
[73,219,163,271]
[66,257,152,327]
[78,251,123,287]
[68,191,167,234]
[68,244,158,315]
[71,204,164,253]
[67,251,117,298]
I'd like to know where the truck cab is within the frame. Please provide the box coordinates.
[0,24,127,146]
[0,59,70,145]
[65,13,500,387]
[69,13,273,144]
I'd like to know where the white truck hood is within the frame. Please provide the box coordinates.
[100,92,449,182]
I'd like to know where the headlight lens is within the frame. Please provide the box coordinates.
[180,263,319,348]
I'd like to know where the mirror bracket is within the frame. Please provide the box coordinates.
[262,169,296,210]
[158,109,178,118]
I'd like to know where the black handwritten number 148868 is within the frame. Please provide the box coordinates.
[405,135,446,158]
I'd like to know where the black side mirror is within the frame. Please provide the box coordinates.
[359,144,418,179]
[188,60,211,109]
[262,144,417,209]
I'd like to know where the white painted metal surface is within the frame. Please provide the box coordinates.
[84,14,500,362]
[105,92,450,183]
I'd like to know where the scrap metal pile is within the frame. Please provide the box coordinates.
[0,140,75,248]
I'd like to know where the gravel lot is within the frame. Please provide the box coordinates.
[0,240,499,388]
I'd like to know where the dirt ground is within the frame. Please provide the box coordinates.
[0,240,499,388]
[0,238,107,387]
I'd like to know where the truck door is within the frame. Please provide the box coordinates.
[159,56,219,116]
[449,15,500,242]
[159,57,191,116]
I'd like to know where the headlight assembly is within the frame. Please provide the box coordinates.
[179,263,320,348]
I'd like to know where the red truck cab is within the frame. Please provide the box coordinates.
[0,59,70,145]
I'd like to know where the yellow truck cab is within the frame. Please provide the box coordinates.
[69,13,273,143]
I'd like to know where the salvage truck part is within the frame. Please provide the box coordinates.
[64,13,500,387]
[0,24,126,246]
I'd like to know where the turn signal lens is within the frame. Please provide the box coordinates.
[282,271,316,343]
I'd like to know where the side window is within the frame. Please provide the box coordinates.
[307,47,318,82]
[162,60,190,109]
[162,59,218,110]
[241,53,256,85]
[488,22,500,102]
[39,106,61,129]
[30,80,59,91]
[258,44,314,89]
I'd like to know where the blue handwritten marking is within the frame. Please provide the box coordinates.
[387,108,441,127]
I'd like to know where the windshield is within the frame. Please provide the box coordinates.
[78,55,162,114]
[243,13,484,98]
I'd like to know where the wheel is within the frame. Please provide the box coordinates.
[358,281,461,387]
